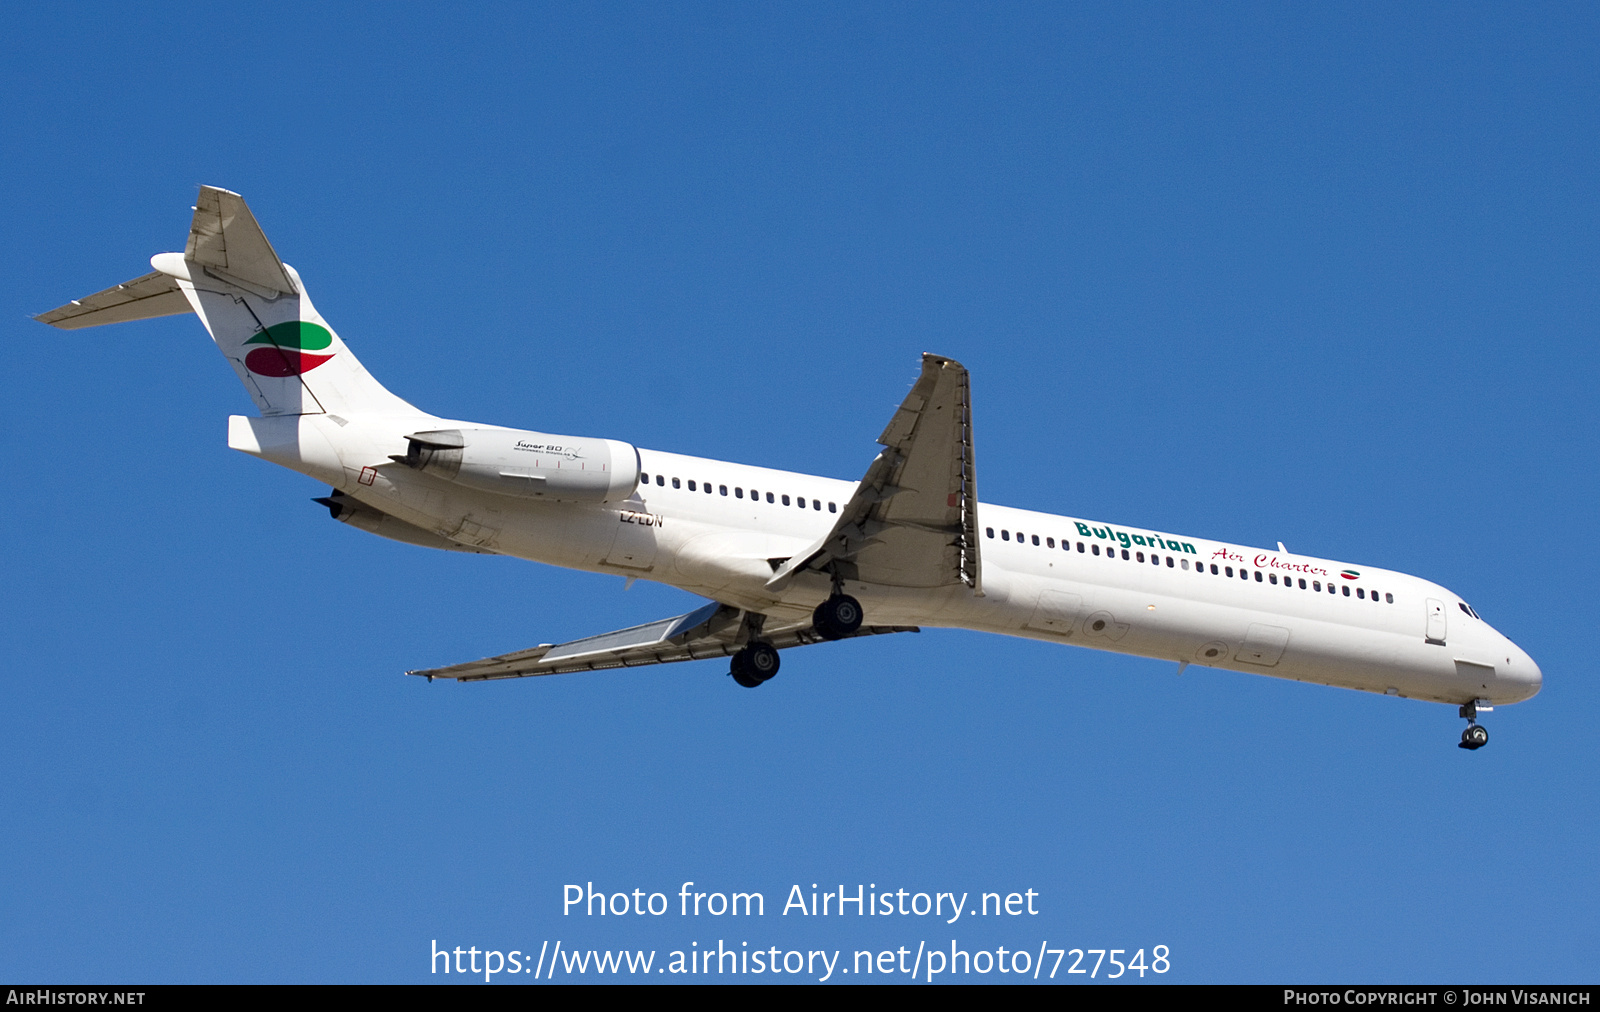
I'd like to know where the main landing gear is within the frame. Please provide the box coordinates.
[730,642,780,689]
[1459,701,1490,750]
[812,593,864,641]
[729,592,862,689]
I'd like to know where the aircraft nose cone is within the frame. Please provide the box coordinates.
[1506,644,1542,701]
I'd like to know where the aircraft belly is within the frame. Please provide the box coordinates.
[925,564,1472,703]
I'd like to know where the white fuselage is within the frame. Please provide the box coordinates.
[237,411,1542,708]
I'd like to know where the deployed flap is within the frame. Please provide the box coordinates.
[35,270,191,330]
[185,186,297,295]
[767,353,980,593]
[408,601,917,681]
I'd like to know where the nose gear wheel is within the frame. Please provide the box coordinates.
[1458,701,1489,750]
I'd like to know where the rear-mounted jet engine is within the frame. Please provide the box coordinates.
[391,428,640,503]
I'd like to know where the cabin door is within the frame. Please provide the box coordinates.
[1425,598,1448,645]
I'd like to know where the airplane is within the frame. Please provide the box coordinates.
[37,186,1541,750]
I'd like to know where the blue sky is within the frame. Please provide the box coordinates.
[2,3,1596,983]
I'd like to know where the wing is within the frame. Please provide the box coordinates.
[408,600,917,681]
[766,353,981,594]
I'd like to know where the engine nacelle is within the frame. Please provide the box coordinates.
[392,428,640,503]
[314,493,493,554]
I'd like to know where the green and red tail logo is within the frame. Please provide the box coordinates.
[1340,569,1361,580]
[244,321,334,377]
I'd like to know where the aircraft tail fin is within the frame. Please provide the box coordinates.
[36,186,421,419]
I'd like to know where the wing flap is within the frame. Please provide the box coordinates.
[543,601,726,663]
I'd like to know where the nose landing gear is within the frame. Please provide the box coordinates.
[1458,701,1490,750]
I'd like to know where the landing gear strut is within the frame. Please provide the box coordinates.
[1458,701,1490,750]
[730,642,780,688]
[812,594,864,641]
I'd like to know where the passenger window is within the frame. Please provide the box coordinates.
[1299,579,1306,589]
[1342,585,1350,596]
[1312,581,1320,591]
[986,527,995,538]
[720,485,728,496]
[797,496,805,508]
[1269,574,1278,584]
[640,472,649,482]
[1386,593,1393,603]
[1152,555,1160,566]
[1047,537,1055,548]
[1077,542,1085,552]
[1032,535,1040,546]
[735,487,744,498]
[813,499,821,510]
[829,502,837,513]
[1136,551,1145,563]
[1092,544,1100,555]
[672,477,681,489]
[688,480,697,491]
[1254,571,1262,582]
[1210,564,1218,574]
[782,494,791,506]
[705,483,713,494]
[766,492,774,503]
[1166,556,1174,567]
[656,475,665,486]
[1181,559,1190,570]
[1002,530,1011,541]
[1225,567,1233,577]
[1121,549,1130,560]
[1357,588,1365,599]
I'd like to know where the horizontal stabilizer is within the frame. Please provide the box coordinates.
[185,185,297,295]
[34,270,191,330]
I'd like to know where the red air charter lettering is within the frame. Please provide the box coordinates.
[1254,554,1329,576]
